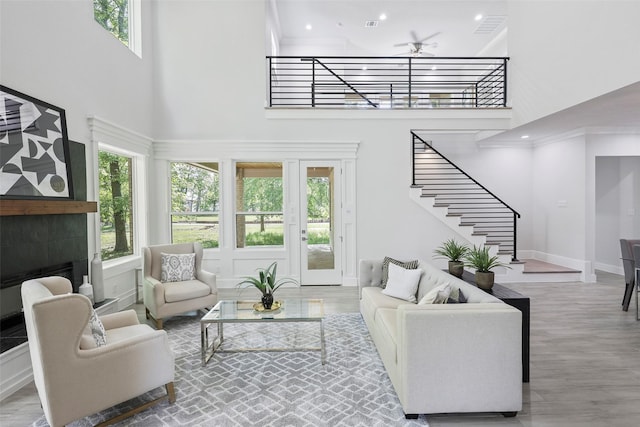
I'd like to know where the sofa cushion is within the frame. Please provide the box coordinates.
[382,263,423,303]
[382,256,419,288]
[418,283,452,304]
[161,252,196,283]
[164,279,211,303]
[361,286,412,325]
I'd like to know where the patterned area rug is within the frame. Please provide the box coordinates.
[34,313,428,426]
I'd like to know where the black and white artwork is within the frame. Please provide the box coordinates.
[0,85,72,199]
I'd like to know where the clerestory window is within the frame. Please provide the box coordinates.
[93,0,141,56]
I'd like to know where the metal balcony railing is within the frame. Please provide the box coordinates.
[267,56,509,109]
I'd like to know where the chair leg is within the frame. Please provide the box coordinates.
[145,308,151,319]
[146,310,163,329]
[166,382,176,404]
[622,282,634,311]
[94,382,176,427]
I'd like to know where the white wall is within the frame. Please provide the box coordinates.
[0,0,156,306]
[507,0,640,127]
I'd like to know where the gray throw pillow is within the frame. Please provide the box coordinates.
[381,256,419,288]
[161,252,196,283]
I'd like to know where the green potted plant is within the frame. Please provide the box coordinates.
[433,238,469,278]
[463,245,509,290]
[237,262,298,309]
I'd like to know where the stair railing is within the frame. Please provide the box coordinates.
[411,131,520,261]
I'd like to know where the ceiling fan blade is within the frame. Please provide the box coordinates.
[410,30,420,42]
[417,32,441,43]
[393,42,409,47]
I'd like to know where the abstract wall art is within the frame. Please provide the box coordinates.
[0,85,73,199]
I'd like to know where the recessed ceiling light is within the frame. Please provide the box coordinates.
[431,66,437,71]
[305,24,312,30]
[521,135,530,139]
[379,13,387,21]
[362,66,367,71]
[475,14,483,21]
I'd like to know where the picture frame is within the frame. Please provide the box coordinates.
[0,85,73,199]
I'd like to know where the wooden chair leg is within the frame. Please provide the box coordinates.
[155,318,163,329]
[94,382,176,427]
[166,382,176,404]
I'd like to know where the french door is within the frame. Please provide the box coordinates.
[299,161,342,285]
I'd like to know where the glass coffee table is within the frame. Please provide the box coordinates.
[200,298,325,366]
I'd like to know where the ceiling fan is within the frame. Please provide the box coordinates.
[394,31,440,57]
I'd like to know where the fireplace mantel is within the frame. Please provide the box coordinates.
[0,200,97,216]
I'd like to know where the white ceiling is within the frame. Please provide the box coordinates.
[274,0,507,57]
[273,0,640,143]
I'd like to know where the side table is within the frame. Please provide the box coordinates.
[459,271,530,383]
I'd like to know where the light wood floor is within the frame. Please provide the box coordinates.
[2,273,640,426]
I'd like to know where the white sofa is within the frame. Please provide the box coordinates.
[359,259,522,419]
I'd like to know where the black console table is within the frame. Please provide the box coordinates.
[459,271,530,383]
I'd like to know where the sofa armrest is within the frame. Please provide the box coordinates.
[100,309,139,330]
[395,303,522,413]
[143,276,167,314]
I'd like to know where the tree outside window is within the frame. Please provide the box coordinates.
[236,162,284,248]
[94,0,129,47]
[171,163,220,248]
[98,151,134,260]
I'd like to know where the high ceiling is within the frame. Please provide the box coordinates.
[272,0,640,143]
[274,0,507,57]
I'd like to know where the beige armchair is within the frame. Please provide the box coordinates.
[143,242,217,329]
[21,276,175,427]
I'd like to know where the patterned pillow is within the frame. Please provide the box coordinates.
[446,287,468,304]
[161,252,196,283]
[88,308,107,347]
[381,256,419,288]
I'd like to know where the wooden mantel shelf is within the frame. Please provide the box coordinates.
[0,200,98,216]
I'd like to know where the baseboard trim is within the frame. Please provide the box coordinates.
[0,343,33,402]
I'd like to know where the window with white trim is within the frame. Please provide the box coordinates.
[93,0,141,56]
[235,162,284,248]
[170,162,220,248]
[98,150,135,260]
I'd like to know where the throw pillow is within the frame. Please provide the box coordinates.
[161,252,196,283]
[446,287,468,304]
[418,283,452,304]
[381,256,419,288]
[381,262,423,303]
[88,308,107,347]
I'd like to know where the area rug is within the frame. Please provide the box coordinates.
[33,313,429,426]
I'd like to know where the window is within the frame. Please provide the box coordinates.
[235,162,284,248]
[98,151,134,260]
[171,162,220,248]
[93,0,141,55]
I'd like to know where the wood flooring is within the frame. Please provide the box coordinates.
[2,272,640,426]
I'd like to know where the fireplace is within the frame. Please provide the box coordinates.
[0,261,88,353]
[0,140,91,354]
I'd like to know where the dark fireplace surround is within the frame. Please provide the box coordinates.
[0,141,90,353]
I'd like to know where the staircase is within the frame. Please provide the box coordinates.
[409,132,581,283]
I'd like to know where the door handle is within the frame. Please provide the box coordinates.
[301,237,308,241]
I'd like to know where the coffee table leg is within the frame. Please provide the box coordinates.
[320,319,326,365]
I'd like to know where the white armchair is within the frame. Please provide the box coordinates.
[143,242,217,329]
[21,276,175,427]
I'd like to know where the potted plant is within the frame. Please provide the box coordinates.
[237,262,298,309]
[463,245,509,290]
[433,238,469,278]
